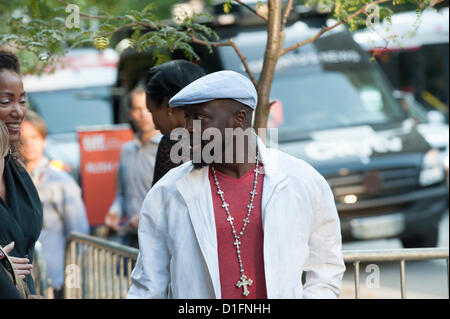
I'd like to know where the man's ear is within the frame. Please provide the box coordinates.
[234,110,248,129]
[162,96,172,116]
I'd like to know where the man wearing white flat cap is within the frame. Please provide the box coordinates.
[127,70,345,299]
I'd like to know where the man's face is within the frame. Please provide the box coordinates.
[21,121,45,163]
[183,99,242,168]
[129,91,156,134]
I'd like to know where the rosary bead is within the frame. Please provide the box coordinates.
[212,152,261,296]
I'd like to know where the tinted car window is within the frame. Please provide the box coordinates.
[269,68,407,135]
[28,86,113,134]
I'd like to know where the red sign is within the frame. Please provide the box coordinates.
[268,100,284,128]
[78,126,134,226]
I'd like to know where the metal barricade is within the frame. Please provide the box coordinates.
[343,248,449,299]
[64,232,139,299]
[63,232,448,299]
[33,241,54,298]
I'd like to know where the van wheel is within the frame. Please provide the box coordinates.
[400,227,439,248]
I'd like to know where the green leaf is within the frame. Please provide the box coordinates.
[223,1,232,14]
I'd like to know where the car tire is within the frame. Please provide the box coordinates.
[400,227,439,248]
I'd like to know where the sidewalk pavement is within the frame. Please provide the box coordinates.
[339,280,447,299]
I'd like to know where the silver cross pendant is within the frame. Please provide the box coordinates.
[236,275,253,297]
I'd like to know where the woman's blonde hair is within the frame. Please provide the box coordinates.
[0,121,9,158]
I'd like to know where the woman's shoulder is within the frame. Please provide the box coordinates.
[5,157,31,182]
[157,134,182,158]
[3,157,43,257]
[159,133,178,147]
[5,156,43,207]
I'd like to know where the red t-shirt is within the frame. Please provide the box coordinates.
[208,165,267,299]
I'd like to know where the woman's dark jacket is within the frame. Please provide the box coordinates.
[0,156,43,294]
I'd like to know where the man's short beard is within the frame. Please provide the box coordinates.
[191,143,215,170]
[192,161,209,170]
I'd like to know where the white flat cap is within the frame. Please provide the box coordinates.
[169,70,257,110]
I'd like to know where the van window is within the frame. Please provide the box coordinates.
[376,44,449,109]
[28,86,114,134]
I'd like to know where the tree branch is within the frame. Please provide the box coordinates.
[228,38,258,87]
[281,0,392,56]
[189,31,257,87]
[430,0,446,6]
[233,0,268,22]
[362,10,390,55]
[282,0,294,25]
[102,21,157,37]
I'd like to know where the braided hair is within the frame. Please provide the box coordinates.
[0,49,21,74]
[145,60,205,106]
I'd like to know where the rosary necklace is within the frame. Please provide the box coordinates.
[211,152,261,297]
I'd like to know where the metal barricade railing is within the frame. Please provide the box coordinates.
[343,248,449,299]
[64,232,139,299]
[63,232,448,299]
[33,241,54,298]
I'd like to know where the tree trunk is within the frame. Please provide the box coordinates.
[253,0,284,139]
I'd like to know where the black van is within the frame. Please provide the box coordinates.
[114,18,448,247]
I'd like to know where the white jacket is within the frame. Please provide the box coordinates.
[127,138,345,299]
